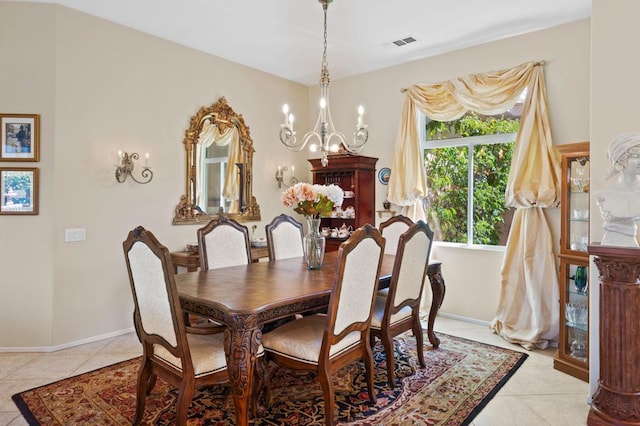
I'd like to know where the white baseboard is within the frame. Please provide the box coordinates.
[436,313,560,350]
[437,312,490,326]
[0,327,136,353]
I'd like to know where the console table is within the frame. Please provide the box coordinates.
[376,210,397,218]
[170,246,269,273]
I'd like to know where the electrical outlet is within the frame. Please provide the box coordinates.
[65,228,86,242]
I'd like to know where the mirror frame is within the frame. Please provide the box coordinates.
[173,97,261,224]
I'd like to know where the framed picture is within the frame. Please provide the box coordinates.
[0,167,39,215]
[1,113,40,161]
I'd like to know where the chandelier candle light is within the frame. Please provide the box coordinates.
[282,182,344,269]
[279,0,368,167]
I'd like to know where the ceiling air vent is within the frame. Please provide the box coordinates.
[392,36,417,47]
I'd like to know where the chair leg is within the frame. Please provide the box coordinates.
[175,383,195,426]
[369,332,377,349]
[146,374,157,395]
[381,331,396,388]
[363,344,377,404]
[412,314,426,368]
[317,367,335,426]
[133,359,152,425]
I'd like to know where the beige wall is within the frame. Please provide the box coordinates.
[0,2,591,349]
[588,0,640,397]
[0,3,56,347]
[0,3,309,348]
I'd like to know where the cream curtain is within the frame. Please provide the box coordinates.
[390,61,561,349]
[388,96,428,222]
[196,119,242,213]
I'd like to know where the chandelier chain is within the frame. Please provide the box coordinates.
[320,1,330,86]
[278,0,368,167]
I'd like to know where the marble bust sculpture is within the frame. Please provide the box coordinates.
[595,133,640,247]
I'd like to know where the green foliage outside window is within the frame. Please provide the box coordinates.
[425,146,469,243]
[472,143,514,244]
[424,112,519,245]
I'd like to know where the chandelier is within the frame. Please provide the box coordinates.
[279,0,368,167]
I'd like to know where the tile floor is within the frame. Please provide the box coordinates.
[0,316,591,425]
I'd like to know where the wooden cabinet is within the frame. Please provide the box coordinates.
[309,154,378,252]
[553,141,590,382]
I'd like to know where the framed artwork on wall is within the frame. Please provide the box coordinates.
[0,114,40,162]
[0,167,39,215]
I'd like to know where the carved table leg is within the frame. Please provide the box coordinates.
[223,315,261,426]
[427,261,446,348]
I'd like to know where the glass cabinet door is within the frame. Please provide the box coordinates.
[566,157,589,253]
[561,261,589,364]
[555,142,589,382]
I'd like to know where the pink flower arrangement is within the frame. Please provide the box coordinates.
[282,182,344,218]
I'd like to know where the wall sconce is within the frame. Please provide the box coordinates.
[115,151,153,184]
[275,164,298,189]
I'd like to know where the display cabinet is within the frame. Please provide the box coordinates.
[309,154,378,252]
[554,141,590,382]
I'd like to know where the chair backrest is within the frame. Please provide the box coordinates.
[123,226,192,370]
[323,224,385,351]
[197,216,252,270]
[387,221,434,315]
[265,214,304,261]
[379,215,414,255]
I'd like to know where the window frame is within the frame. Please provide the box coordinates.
[419,113,517,249]
[203,147,230,214]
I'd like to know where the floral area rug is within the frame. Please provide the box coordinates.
[12,332,527,425]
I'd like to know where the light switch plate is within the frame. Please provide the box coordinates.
[65,228,86,242]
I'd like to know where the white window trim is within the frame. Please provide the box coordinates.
[203,156,228,213]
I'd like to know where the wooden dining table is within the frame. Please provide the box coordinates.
[175,250,445,426]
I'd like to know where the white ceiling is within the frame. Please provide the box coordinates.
[6,0,591,86]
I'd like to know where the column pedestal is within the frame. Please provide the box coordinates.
[588,244,640,426]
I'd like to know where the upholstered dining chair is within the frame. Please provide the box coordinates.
[377,214,414,298]
[265,213,304,261]
[197,216,252,270]
[261,224,386,426]
[379,214,414,255]
[189,216,253,333]
[122,226,265,425]
[370,220,434,388]
[265,213,313,326]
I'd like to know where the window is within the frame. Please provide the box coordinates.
[421,102,522,247]
[203,144,230,214]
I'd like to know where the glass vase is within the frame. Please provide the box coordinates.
[574,266,588,293]
[304,217,326,270]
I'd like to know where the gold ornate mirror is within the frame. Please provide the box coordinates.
[173,97,261,224]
